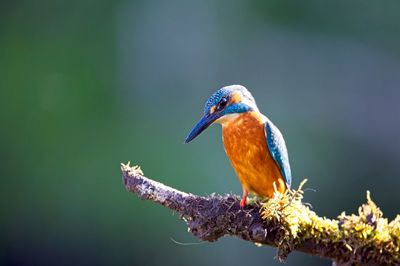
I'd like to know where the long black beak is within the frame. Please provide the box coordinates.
[185,112,221,143]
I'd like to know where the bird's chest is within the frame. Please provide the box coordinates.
[221,114,283,196]
[222,116,268,170]
[222,117,264,158]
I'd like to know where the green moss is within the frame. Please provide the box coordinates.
[260,182,400,263]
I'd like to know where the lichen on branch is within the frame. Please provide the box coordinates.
[121,162,400,265]
[260,181,400,264]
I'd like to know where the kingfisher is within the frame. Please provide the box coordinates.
[185,85,292,207]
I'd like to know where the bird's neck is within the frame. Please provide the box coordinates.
[219,111,267,128]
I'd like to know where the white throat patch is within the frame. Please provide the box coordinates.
[215,113,240,125]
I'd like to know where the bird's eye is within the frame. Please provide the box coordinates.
[217,97,228,110]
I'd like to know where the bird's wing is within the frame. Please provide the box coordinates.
[264,120,292,188]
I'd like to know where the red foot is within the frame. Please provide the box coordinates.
[240,198,247,208]
[240,188,248,208]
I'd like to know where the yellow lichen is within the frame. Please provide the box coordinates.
[121,161,144,176]
[260,183,400,263]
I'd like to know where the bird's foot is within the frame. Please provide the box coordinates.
[240,188,249,208]
[240,197,247,208]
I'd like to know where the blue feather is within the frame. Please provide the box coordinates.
[203,85,256,114]
[265,121,292,188]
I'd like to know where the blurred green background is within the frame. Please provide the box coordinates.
[2,1,400,265]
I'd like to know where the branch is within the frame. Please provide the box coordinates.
[121,163,400,265]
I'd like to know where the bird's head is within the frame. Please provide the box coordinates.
[185,85,258,143]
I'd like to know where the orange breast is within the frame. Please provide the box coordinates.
[222,112,287,198]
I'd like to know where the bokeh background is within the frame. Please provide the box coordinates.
[2,1,400,265]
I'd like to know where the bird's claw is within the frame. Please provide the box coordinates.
[240,197,247,208]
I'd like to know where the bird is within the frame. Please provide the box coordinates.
[185,85,292,207]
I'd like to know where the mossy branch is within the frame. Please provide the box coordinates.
[121,163,400,265]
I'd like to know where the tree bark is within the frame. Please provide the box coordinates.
[121,163,400,266]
